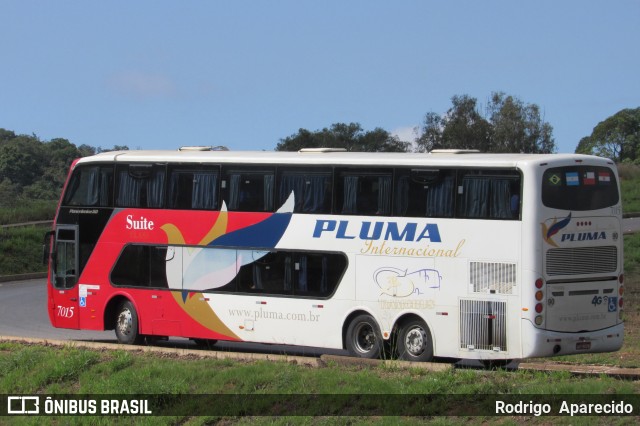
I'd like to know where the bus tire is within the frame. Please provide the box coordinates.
[397,318,434,362]
[114,300,143,345]
[346,314,383,359]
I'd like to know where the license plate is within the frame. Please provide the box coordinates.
[576,341,591,350]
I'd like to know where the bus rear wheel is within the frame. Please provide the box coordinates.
[396,319,434,362]
[346,314,383,359]
[115,300,143,345]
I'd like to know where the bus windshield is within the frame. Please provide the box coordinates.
[541,166,619,211]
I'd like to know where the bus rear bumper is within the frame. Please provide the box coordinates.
[521,321,624,359]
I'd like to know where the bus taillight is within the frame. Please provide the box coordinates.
[534,278,544,325]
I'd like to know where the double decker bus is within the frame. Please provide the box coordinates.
[45,147,624,362]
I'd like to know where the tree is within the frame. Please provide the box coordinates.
[35,138,82,199]
[276,122,409,152]
[0,128,103,202]
[416,95,491,152]
[0,135,46,187]
[488,92,555,154]
[0,128,17,143]
[78,144,97,157]
[416,92,556,154]
[575,107,640,162]
[97,145,129,153]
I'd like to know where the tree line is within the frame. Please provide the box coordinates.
[0,129,127,205]
[1,91,637,204]
[277,92,556,154]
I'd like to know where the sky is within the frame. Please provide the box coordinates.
[1,1,639,154]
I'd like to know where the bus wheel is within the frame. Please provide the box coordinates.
[346,314,383,359]
[397,319,434,362]
[115,301,142,345]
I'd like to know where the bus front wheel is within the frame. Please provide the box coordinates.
[346,314,383,359]
[396,319,434,362]
[115,301,143,345]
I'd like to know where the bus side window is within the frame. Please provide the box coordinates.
[168,167,219,210]
[115,164,166,208]
[278,169,332,213]
[224,169,275,212]
[63,165,113,207]
[337,170,392,216]
[231,250,346,298]
[294,253,346,297]
[252,252,291,294]
[111,245,169,288]
[457,171,520,220]
[394,169,455,218]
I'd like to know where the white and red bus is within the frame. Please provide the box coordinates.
[45,148,624,362]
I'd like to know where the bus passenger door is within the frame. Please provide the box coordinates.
[50,225,80,329]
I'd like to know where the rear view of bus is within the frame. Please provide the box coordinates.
[523,156,624,357]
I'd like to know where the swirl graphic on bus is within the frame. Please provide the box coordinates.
[541,212,572,247]
[161,193,295,298]
[374,267,442,298]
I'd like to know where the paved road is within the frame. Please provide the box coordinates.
[0,279,113,341]
[623,216,640,234]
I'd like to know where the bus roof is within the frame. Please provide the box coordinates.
[75,150,614,169]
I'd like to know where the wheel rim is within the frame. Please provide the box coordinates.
[404,325,427,357]
[353,322,377,354]
[116,308,133,337]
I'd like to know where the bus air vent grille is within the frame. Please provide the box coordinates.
[546,246,617,276]
[470,261,516,294]
[459,299,507,352]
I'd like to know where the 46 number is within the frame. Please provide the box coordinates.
[591,295,609,307]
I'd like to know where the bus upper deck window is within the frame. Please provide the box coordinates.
[64,166,113,207]
[115,164,166,208]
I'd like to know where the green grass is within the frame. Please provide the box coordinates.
[0,342,638,424]
[0,199,56,225]
[0,225,49,275]
[618,163,640,213]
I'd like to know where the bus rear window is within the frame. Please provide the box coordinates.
[542,166,619,211]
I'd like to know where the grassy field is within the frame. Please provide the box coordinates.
[0,199,54,276]
[0,224,49,275]
[1,340,639,425]
[618,163,640,213]
[0,200,56,225]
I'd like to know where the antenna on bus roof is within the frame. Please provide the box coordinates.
[179,146,230,151]
[298,148,347,153]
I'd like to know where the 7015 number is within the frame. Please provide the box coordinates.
[57,306,75,318]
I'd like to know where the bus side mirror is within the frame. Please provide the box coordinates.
[43,230,55,266]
